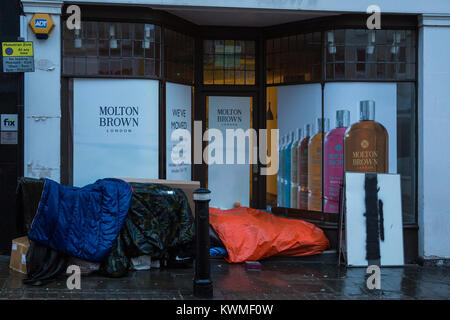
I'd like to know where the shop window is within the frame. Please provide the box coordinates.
[63,21,161,78]
[203,40,256,85]
[266,29,415,84]
[267,84,323,212]
[266,32,322,85]
[165,29,194,84]
[396,83,416,224]
[325,29,416,81]
[265,27,416,223]
[268,81,416,224]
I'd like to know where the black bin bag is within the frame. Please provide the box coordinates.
[16,177,44,235]
[101,182,195,277]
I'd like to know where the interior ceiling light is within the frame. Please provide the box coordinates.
[142,24,152,49]
[109,24,117,49]
[391,31,402,55]
[74,28,82,49]
[366,30,376,55]
[327,31,336,55]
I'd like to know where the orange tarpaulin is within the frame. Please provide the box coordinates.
[209,207,330,263]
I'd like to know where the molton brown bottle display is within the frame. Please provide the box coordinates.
[344,100,389,173]
[297,124,311,210]
[308,118,330,212]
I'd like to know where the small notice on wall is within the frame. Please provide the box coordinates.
[1,114,18,131]
[2,42,34,73]
[1,132,18,145]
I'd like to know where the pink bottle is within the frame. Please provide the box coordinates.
[324,110,350,214]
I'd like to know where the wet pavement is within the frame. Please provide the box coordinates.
[0,255,448,300]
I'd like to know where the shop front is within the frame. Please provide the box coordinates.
[16,1,450,263]
[54,6,419,262]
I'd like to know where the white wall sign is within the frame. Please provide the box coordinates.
[73,79,159,187]
[208,96,251,209]
[166,82,192,181]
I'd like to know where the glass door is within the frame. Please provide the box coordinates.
[205,95,254,209]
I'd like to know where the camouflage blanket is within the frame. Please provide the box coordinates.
[101,182,195,277]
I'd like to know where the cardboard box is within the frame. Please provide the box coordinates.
[118,178,200,216]
[10,236,30,274]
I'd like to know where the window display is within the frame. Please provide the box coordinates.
[271,80,413,222]
[344,100,389,173]
[290,128,302,208]
[297,124,311,210]
[283,131,294,207]
[308,118,330,212]
[324,110,350,213]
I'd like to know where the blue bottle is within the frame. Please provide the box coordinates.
[284,132,294,207]
[277,135,285,207]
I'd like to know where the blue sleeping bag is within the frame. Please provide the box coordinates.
[28,178,132,262]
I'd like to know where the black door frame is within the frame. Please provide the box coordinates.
[192,30,266,209]
[194,90,262,208]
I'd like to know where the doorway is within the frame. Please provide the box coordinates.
[194,92,261,209]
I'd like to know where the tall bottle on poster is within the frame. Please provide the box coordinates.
[283,132,294,207]
[297,124,311,210]
[278,135,285,207]
[290,128,302,209]
[308,118,330,212]
[324,110,350,214]
[344,100,389,173]
[277,135,284,207]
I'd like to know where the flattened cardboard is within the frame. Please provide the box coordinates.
[118,178,200,216]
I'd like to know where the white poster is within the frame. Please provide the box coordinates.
[166,82,192,181]
[73,79,159,187]
[208,96,251,209]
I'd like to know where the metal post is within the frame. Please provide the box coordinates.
[193,188,213,298]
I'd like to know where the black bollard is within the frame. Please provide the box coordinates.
[193,188,213,298]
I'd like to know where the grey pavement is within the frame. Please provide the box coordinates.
[0,255,449,300]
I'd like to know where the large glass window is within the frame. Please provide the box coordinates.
[266,28,417,224]
[63,21,161,77]
[203,40,256,85]
[266,29,416,84]
[325,29,416,81]
[165,29,194,84]
[266,32,322,85]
